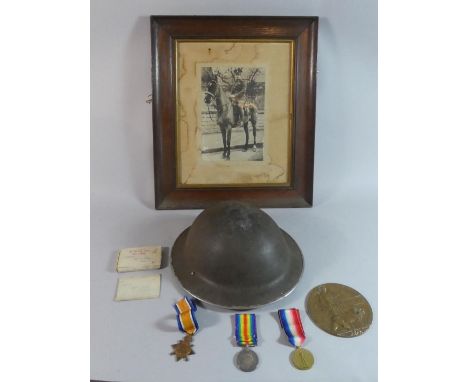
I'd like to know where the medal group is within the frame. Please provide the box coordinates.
[170,297,318,372]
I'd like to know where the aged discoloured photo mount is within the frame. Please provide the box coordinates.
[175,39,294,189]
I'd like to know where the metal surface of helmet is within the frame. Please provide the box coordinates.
[171,201,304,310]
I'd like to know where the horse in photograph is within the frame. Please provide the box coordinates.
[204,75,235,160]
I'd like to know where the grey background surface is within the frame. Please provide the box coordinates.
[91,0,377,381]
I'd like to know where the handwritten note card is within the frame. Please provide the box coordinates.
[115,274,161,301]
[116,246,162,272]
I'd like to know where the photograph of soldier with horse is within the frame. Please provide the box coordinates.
[201,66,265,161]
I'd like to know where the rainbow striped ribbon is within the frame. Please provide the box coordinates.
[235,313,257,347]
[278,308,306,347]
[174,297,199,335]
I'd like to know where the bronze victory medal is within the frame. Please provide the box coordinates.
[306,283,373,338]
[291,347,314,370]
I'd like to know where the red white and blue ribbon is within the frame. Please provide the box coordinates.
[278,308,306,347]
[174,297,199,335]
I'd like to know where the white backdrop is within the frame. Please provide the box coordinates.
[91,1,377,381]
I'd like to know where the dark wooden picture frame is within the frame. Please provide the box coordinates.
[151,16,318,209]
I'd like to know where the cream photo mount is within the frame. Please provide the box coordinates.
[175,41,294,188]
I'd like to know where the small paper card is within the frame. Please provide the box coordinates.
[115,274,161,301]
[116,246,162,272]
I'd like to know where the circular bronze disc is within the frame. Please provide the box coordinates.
[306,283,373,338]
[291,348,314,370]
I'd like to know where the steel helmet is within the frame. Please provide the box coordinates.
[171,201,303,310]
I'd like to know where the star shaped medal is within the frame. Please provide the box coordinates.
[170,334,195,361]
[170,297,199,362]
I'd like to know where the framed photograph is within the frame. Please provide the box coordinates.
[151,16,318,209]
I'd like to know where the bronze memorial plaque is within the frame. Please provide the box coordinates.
[306,283,373,338]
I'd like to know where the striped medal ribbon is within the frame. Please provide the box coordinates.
[174,296,199,335]
[278,308,315,370]
[278,308,306,347]
[235,313,257,346]
[234,313,259,372]
[170,297,198,361]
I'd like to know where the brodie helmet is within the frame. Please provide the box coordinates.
[171,201,304,310]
